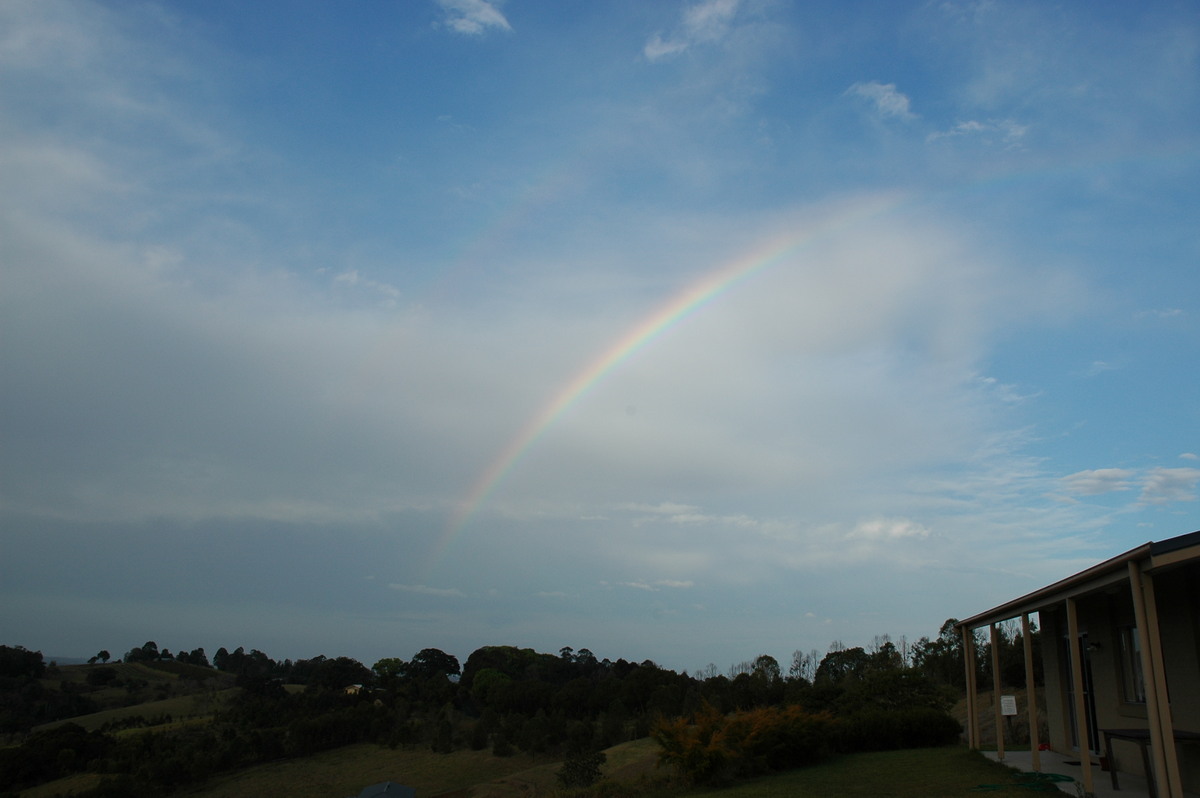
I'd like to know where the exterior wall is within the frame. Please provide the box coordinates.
[1086,592,1143,774]
[1035,565,1200,793]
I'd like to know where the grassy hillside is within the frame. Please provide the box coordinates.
[25,661,236,735]
[171,744,561,798]
[32,688,239,734]
[37,741,1054,798]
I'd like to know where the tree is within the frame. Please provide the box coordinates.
[752,654,781,683]
[177,648,209,668]
[911,618,971,688]
[0,645,46,679]
[789,649,819,683]
[814,646,870,686]
[408,648,460,681]
[308,656,373,690]
[372,657,407,691]
[124,641,159,663]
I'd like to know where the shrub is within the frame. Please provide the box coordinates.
[652,703,737,785]
[86,667,119,687]
[651,702,837,785]
[837,707,962,752]
[557,750,607,788]
[744,705,837,770]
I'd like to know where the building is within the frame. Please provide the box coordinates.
[956,530,1200,798]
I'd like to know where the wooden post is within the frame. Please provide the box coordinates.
[1022,613,1041,772]
[1137,567,1183,798]
[992,623,1005,760]
[1065,597,1094,796]
[1129,562,1169,796]
[963,625,979,749]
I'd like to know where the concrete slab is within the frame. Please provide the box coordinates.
[984,749,1200,798]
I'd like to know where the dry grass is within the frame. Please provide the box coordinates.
[170,744,560,798]
[32,688,238,733]
[951,688,1050,751]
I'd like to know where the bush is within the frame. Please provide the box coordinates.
[87,667,119,687]
[651,702,837,785]
[742,705,837,770]
[837,707,962,752]
[557,750,607,788]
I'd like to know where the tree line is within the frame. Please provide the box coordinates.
[0,618,1041,796]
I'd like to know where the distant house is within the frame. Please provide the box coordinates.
[343,683,363,695]
[957,530,1200,798]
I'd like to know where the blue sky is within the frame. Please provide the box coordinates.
[1,0,1198,673]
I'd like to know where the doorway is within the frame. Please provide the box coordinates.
[1062,632,1100,753]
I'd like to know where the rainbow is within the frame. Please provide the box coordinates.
[431,193,905,566]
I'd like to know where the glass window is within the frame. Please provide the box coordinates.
[1119,626,1146,704]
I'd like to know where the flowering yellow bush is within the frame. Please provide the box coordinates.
[651,702,837,785]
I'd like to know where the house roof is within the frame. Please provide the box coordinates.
[957,529,1200,631]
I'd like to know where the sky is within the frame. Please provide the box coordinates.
[1,0,1198,674]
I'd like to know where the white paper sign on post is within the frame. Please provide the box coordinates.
[1000,695,1018,716]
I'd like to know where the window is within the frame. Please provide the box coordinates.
[1119,626,1146,704]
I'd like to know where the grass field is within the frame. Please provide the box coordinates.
[32,688,239,733]
[684,747,1069,798]
[171,744,561,798]
[101,741,1059,798]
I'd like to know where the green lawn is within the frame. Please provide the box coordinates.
[18,741,1072,798]
[683,747,1071,798]
[171,744,560,798]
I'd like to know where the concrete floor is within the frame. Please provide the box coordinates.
[984,749,1199,798]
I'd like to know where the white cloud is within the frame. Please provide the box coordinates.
[435,0,511,36]
[616,579,694,592]
[846,81,917,120]
[1060,467,1200,506]
[1060,469,1136,496]
[644,0,740,61]
[389,584,467,597]
[846,518,931,541]
[1136,308,1184,320]
[1138,468,1200,505]
[644,35,689,62]
[1181,453,1199,461]
[1082,360,1119,377]
[331,269,402,305]
[927,118,1028,147]
[622,502,699,516]
[976,374,1040,405]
